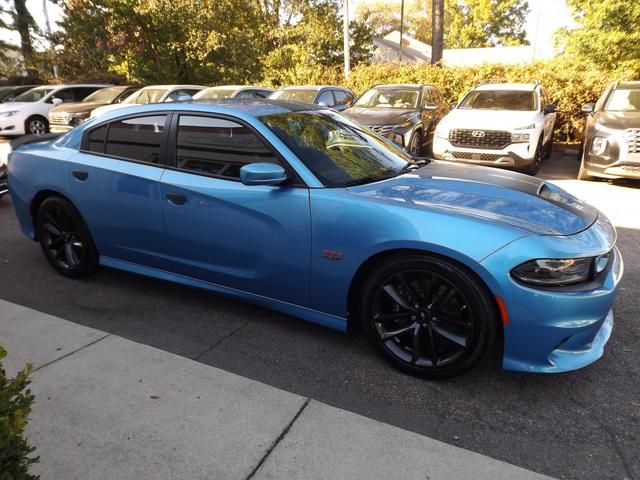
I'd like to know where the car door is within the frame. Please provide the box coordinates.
[67,113,169,269]
[159,113,311,305]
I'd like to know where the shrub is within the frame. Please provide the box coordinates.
[0,346,39,480]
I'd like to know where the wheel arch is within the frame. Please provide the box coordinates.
[24,114,49,133]
[29,189,76,239]
[346,247,504,334]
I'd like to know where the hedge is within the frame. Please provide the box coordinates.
[279,56,640,143]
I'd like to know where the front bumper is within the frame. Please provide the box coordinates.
[0,116,23,136]
[433,137,535,168]
[480,213,623,373]
[585,151,640,179]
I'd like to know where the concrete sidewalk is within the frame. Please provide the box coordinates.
[0,298,554,480]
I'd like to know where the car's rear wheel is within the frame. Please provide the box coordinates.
[36,197,98,278]
[25,116,49,135]
[360,254,497,379]
[408,130,423,156]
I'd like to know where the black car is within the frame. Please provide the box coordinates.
[269,85,355,112]
[0,163,7,199]
[579,81,640,181]
[0,85,40,103]
[343,84,449,156]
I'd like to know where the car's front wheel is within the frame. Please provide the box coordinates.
[25,116,49,135]
[360,254,498,379]
[408,130,423,157]
[36,196,98,278]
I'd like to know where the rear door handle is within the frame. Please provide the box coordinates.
[72,171,88,181]
[166,192,187,206]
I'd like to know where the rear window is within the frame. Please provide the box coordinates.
[459,90,538,111]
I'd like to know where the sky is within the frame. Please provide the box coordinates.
[7,0,575,57]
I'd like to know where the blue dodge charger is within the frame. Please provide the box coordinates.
[7,100,623,378]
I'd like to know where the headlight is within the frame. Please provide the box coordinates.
[514,123,535,130]
[511,257,593,286]
[0,110,18,118]
[511,133,530,143]
[72,112,90,124]
[591,136,608,155]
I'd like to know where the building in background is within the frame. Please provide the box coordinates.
[372,31,554,66]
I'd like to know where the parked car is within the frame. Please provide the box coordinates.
[194,85,274,100]
[0,163,7,199]
[0,85,40,103]
[0,84,111,136]
[48,86,141,133]
[343,84,448,156]
[8,100,622,378]
[269,85,355,111]
[578,81,640,181]
[91,84,205,118]
[433,81,557,175]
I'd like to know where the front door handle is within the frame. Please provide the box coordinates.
[166,192,187,206]
[72,171,88,181]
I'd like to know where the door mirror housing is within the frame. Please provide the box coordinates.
[581,103,595,114]
[423,102,438,111]
[543,103,557,115]
[317,101,329,107]
[240,163,287,186]
[448,101,458,110]
[51,97,63,106]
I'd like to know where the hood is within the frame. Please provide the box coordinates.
[348,161,598,236]
[595,111,640,130]
[50,101,108,115]
[343,107,416,126]
[0,101,34,111]
[439,109,538,131]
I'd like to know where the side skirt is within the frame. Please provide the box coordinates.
[99,256,348,332]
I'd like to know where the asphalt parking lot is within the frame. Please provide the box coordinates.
[0,139,638,480]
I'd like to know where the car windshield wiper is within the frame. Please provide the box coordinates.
[401,158,430,172]
[342,172,399,187]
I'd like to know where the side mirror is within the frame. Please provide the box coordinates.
[448,101,458,110]
[423,102,438,111]
[51,97,63,105]
[318,101,329,107]
[240,163,287,186]
[543,103,557,115]
[581,103,595,114]
[176,94,192,102]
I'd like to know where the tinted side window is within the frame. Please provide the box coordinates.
[422,90,433,106]
[317,90,335,107]
[87,125,108,153]
[74,87,100,101]
[235,90,256,99]
[105,115,167,164]
[333,90,352,106]
[176,115,279,180]
[50,88,75,103]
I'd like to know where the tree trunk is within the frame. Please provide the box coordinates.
[431,0,444,64]
[13,0,36,75]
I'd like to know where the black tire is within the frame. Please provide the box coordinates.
[25,116,49,135]
[577,145,594,181]
[543,132,554,159]
[408,130,423,157]
[359,254,498,379]
[35,196,98,278]
[521,137,544,176]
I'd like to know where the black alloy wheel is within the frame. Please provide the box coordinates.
[36,197,98,278]
[360,255,497,379]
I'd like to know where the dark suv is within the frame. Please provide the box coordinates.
[343,84,449,156]
[579,81,640,181]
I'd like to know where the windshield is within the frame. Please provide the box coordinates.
[354,87,420,109]
[193,88,237,100]
[604,88,640,112]
[260,110,414,187]
[459,90,537,111]
[124,88,167,104]
[82,87,125,104]
[12,87,55,102]
[270,89,318,104]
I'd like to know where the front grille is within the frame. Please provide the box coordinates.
[370,125,394,136]
[624,128,640,153]
[449,129,512,149]
[48,112,72,125]
[451,151,505,162]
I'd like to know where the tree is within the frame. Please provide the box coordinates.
[0,0,39,77]
[558,0,640,70]
[431,0,444,63]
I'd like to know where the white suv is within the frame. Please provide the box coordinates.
[433,82,556,175]
[0,84,110,136]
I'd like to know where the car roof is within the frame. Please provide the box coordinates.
[613,81,640,89]
[278,85,349,91]
[474,83,539,92]
[190,98,322,115]
[203,85,273,91]
[372,84,432,89]
[139,84,206,90]
[29,84,112,90]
